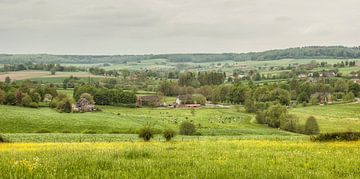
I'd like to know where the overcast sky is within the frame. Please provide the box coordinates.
[0,0,359,55]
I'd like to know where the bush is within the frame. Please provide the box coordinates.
[311,132,360,141]
[35,129,51,133]
[265,104,287,128]
[163,129,176,141]
[179,121,196,135]
[82,129,97,134]
[138,126,154,141]
[255,111,266,124]
[29,102,39,108]
[0,89,5,104]
[0,135,9,143]
[304,116,320,135]
[280,114,299,132]
[21,94,33,107]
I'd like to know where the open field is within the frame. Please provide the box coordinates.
[0,140,359,178]
[290,103,360,133]
[0,70,98,81]
[0,105,296,137]
[1,103,359,136]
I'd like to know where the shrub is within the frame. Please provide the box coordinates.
[265,104,287,128]
[163,129,176,141]
[0,135,9,143]
[82,129,97,134]
[280,114,299,132]
[5,91,16,105]
[255,111,266,124]
[0,89,5,104]
[80,93,95,104]
[29,102,39,108]
[244,99,256,113]
[304,116,320,135]
[21,94,33,107]
[311,132,360,141]
[179,121,196,135]
[138,126,154,141]
[35,129,51,133]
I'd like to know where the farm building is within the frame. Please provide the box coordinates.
[136,96,161,107]
[73,98,95,112]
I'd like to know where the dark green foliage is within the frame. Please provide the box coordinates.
[138,126,155,141]
[0,135,9,143]
[82,130,97,134]
[255,111,266,124]
[311,132,360,141]
[163,129,176,141]
[35,129,51,133]
[21,94,33,107]
[265,104,288,128]
[0,89,5,104]
[50,93,73,113]
[229,83,250,104]
[179,121,196,135]
[5,91,16,105]
[304,116,320,135]
[244,99,256,113]
[74,86,136,106]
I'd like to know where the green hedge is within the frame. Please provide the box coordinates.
[311,132,360,141]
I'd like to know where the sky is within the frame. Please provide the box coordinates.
[0,0,359,55]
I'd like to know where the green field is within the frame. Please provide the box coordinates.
[1,103,360,143]
[0,140,359,178]
[0,105,296,137]
[290,103,360,133]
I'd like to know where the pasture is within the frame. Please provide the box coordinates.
[0,105,296,137]
[0,140,359,178]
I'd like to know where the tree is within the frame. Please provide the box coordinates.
[21,94,33,107]
[15,92,24,105]
[163,129,176,141]
[4,76,11,84]
[80,93,95,104]
[229,83,250,104]
[344,92,355,102]
[0,89,5,104]
[50,68,56,75]
[5,92,16,105]
[265,104,288,128]
[270,88,291,105]
[179,121,196,135]
[138,126,154,141]
[244,99,256,113]
[304,116,320,135]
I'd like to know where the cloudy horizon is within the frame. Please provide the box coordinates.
[0,0,359,55]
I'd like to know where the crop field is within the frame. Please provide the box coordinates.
[0,70,98,81]
[0,140,359,178]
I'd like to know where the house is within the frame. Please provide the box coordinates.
[136,96,161,107]
[176,94,193,105]
[298,74,307,78]
[353,79,360,84]
[311,92,332,104]
[73,98,95,112]
[320,71,337,78]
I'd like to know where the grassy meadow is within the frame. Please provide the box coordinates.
[0,105,297,137]
[0,140,359,178]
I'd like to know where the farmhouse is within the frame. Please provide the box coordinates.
[136,96,161,107]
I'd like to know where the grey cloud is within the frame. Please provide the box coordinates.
[0,0,359,54]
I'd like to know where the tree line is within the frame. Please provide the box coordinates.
[1,46,360,64]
